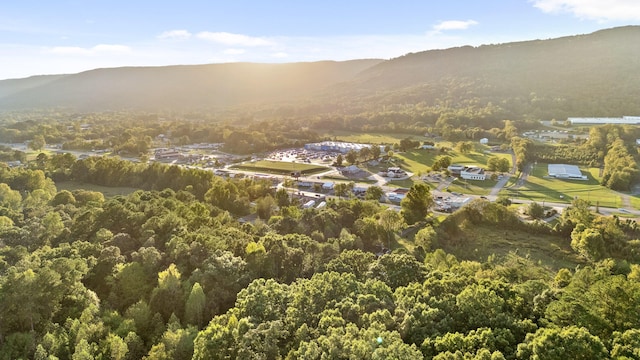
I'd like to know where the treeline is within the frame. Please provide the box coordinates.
[0,111,321,155]
[0,104,535,159]
[38,153,275,216]
[0,145,26,163]
[601,139,639,191]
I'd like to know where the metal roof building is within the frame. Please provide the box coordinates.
[548,164,587,180]
[568,116,640,125]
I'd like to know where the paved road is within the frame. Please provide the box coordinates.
[489,174,512,197]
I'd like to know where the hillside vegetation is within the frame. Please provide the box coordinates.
[0,60,382,111]
[1,157,640,359]
[1,26,640,119]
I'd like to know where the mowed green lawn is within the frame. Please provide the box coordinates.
[394,146,512,175]
[324,131,431,145]
[232,160,329,175]
[500,162,622,207]
[444,177,499,196]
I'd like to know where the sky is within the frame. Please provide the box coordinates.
[1,0,640,80]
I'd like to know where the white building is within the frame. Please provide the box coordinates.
[447,164,465,174]
[460,166,486,181]
[548,164,587,180]
[447,164,485,180]
[386,167,406,178]
[479,138,489,144]
[567,116,640,125]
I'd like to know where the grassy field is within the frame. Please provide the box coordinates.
[630,196,640,210]
[56,181,139,197]
[440,225,583,271]
[324,131,431,145]
[444,177,498,196]
[500,162,621,207]
[232,160,329,176]
[393,147,512,175]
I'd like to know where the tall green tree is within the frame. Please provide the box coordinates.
[149,264,185,322]
[400,183,434,224]
[345,150,357,165]
[364,186,384,201]
[29,135,46,151]
[185,283,206,329]
[516,326,608,359]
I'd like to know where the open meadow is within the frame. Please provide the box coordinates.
[231,160,330,176]
[443,177,498,196]
[393,145,512,175]
[324,131,431,145]
[440,225,584,271]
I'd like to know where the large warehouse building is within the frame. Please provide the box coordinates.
[548,164,587,180]
[567,116,640,125]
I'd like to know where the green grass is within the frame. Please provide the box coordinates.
[445,178,498,196]
[440,225,583,271]
[231,160,329,175]
[631,196,640,210]
[323,131,431,145]
[393,148,511,175]
[500,163,621,207]
[56,181,138,197]
[386,179,417,188]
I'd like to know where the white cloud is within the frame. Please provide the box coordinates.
[157,30,192,40]
[196,31,274,46]
[531,0,640,21]
[432,20,479,33]
[92,44,131,52]
[223,48,245,55]
[271,52,288,58]
[48,44,131,56]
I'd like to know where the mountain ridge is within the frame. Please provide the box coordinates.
[0,60,383,111]
[2,26,640,116]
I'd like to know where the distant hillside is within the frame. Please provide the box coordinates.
[2,26,640,118]
[330,26,640,119]
[0,74,66,99]
[0,60,383,111]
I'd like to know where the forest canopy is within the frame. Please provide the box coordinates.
[1,155,640,359]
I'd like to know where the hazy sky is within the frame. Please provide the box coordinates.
[1,0,639,80]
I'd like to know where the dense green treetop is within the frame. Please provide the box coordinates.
[1,149,640,359]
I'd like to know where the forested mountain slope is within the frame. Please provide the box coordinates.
[327,26,640,119]
[0,60,382,111]
[0,74,65,99]
[1,26,640,117]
